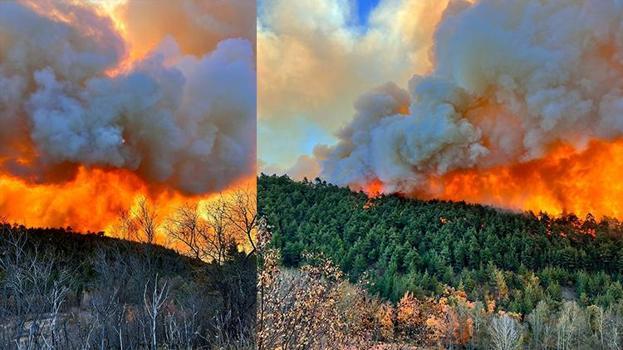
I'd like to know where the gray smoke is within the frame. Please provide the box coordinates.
[0,2,255,194]
[322,0,623,194]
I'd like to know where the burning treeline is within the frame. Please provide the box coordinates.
[321,0,623,219]
[0,1,256,232]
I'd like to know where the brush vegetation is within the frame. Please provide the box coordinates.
[0,224,255,349]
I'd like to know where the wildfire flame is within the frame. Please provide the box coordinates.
[0,0,256,237]
[2,167,159,232]
[430,140,623,219]
[361,139,623,219]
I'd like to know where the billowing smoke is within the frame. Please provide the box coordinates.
[0,1,255,195]
[323,0,623,199]
[258,0,449,169]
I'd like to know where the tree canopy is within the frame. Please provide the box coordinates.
[259,174,623,314]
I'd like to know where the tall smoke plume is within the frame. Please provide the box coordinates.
[0,1,255,195]
[322,0,623,216]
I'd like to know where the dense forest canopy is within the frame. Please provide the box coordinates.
[258,174,623,314]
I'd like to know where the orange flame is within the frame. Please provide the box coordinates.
[0,168,184,232]
[0,1,254,239]
[364,179,384,198]
[0,166,254,239]
[434,139,623,218]
[362,139,623,219]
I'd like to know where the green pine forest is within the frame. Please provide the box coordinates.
[258,174,623,315]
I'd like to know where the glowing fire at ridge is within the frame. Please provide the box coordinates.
[0,167,145,232]
[359,139,623,219]
[0,164,254,237]
[432,140,623,219]
[0,0,256,236]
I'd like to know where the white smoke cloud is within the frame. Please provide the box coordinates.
[0,2,255,194]
[258,0,449,169]
[323,0,623,194]
[265,145,330,181]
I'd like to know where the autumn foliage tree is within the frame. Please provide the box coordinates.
[256,218,375,349]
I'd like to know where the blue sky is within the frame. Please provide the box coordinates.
[259,117,335,167]
[356,0,381,24]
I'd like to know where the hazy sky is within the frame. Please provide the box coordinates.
[258,0,377,171]
[257,0,444,176]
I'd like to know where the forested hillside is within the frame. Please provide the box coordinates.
[258,174,623,314]
[0,225,255,349]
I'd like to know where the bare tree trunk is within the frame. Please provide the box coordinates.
[143,274,169,350]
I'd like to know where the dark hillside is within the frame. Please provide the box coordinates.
[0,224,256,349]
[5,225,202,275]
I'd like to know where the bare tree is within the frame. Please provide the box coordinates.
[117,197,159,244]
[143,274,169,350]
[163,304,200,349]
[167,197,239,264]
[166,203,205,260]
[469,302,489,349]
[204,197,238,264]
[136,197,158,244]
[556,301,589,350]
[223,188,258,254]
[489,314,522,350]
[526,301,554,349]
[603,306,622,350]
[0,226,74,349]
[117,208,138,242]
